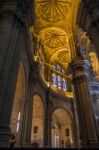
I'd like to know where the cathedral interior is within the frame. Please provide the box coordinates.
[0,0,99,148]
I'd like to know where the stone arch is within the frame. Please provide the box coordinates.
[51,107,74,148]
[31,94,45,148]
[51,105,73,122]
[32,92,46,113]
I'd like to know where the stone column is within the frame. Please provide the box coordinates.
[0,0,33,147]
[20,80,33,147]
[71,60,99,148]
[0,10,22,147]
[71,100,80,147]
[44,86,51,148]
[21,62,40,147]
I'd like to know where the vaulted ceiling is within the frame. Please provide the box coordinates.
[33,0,80,69]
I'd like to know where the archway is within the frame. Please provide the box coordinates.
[31,95,44,147]
[10,62,25,144]
[51,108,73,148]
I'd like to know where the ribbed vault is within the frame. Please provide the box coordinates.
[32,0,80,70]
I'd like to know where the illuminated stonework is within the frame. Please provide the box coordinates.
[57,50,71,62]
[35,0,72,22]
[39,27,68,48]
[33,0,80,70]
[39,27,71,67]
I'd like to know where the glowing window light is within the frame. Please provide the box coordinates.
[57,65,60,72]
[52,73,57,87]
[16,112,20,132]
[62,78,67,91]
[57,76,61,89]
[16,122,19,132]
[18,112,20,121]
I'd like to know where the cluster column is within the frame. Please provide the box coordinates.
[71,60,99,148]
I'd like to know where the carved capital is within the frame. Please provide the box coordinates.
[70,60,90,81]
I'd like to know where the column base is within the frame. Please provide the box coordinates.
[0,125,11,147]
[81,141,99,148]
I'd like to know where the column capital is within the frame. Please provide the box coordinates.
[70,59,90,81]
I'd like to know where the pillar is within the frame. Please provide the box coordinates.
[19,61,40,147]
[20,81,33,147]
[44,86,51,148]
[71,59,99,148]
[0,1,32,147]
[71,100,80,147]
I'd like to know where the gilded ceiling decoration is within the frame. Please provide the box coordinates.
[33,0,80,70]
[39,27,71,67]
[49,49,71,68]
[35,0,73,31]
[35,0,72,22]
[39,27,68,49]
[43,31,66,48]
[57,50,71,62]
[50,49,71,63]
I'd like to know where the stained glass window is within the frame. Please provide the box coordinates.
[57,75,61,89]
[52,73,57,87]
[62,78,66,91]
[52,64,67,91]
[57,65,60,72]
[62,69,65,74]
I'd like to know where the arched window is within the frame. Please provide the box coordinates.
[52,64,67,91]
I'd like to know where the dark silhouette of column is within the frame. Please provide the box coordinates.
[44,84,51,148]
[0,0,33,147]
